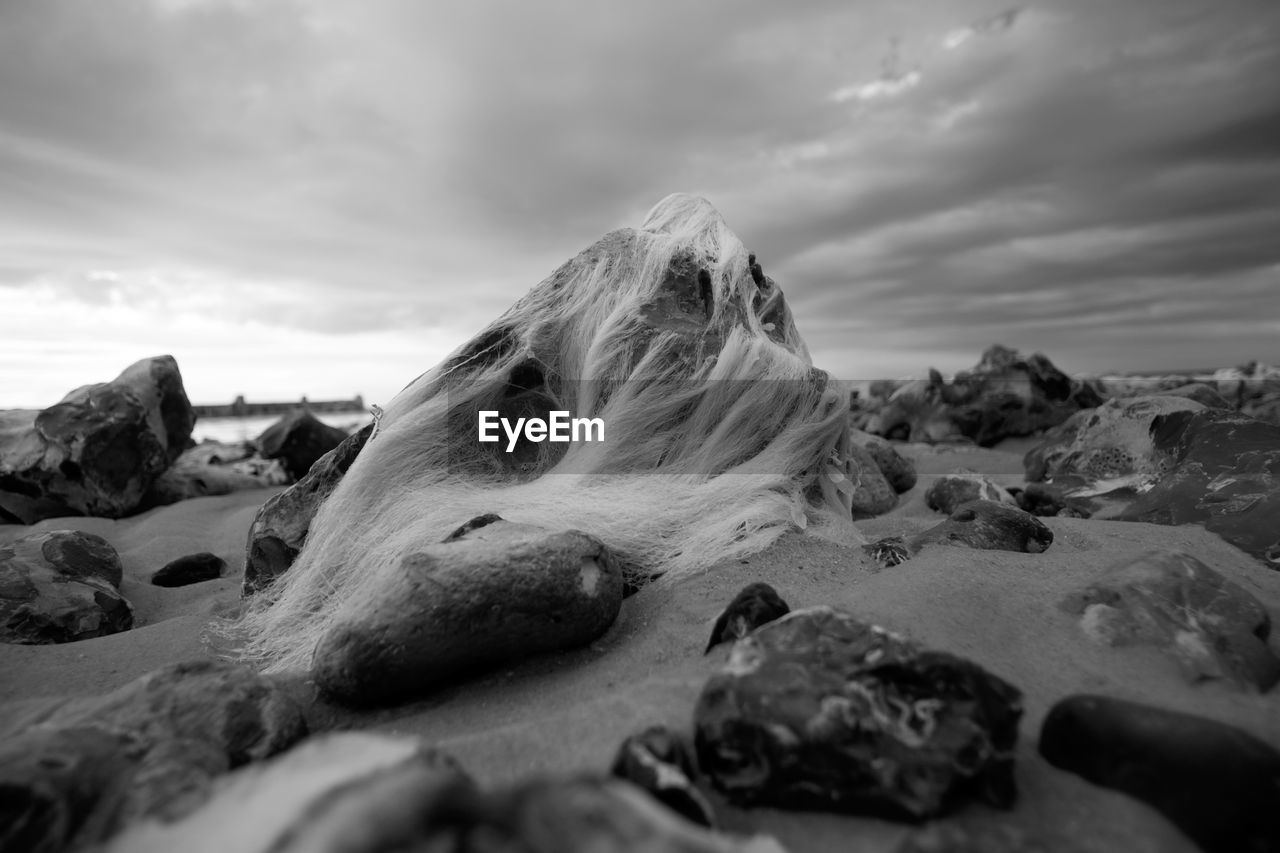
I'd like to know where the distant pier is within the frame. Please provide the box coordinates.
[191,394,366,418]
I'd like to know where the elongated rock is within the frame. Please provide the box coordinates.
[311,516,624,705]
[694,606,1023,820]
[1040,694,1280,853]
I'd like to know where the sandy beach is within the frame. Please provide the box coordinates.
[5,438,1276,852]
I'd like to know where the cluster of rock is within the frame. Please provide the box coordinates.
[0,356,361,526]
[854,345,1105,446]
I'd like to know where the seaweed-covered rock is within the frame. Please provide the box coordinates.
[0,356,194,521]
[1040,694,1280,853]
[0,530,132,644]
[0,660,308,852]
[694,606,1023,819]
[254,410,351,481]
[1063,551,1280,691]
[924,470,1015,515]
[311,517,624,705]
[243,424,372,595]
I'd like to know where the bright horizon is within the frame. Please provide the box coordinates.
[3,0,1279,409]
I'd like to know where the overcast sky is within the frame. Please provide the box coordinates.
[2,0,1278,408]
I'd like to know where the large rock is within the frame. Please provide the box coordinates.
[0,530,132,644]
[242,424,372,595]
[694,606,1023,820]
[1040,694,1280,853]
[254,410,352,481]
[0,660,308,852]
[105,732,781,853]
[1026,401,1280,563]
[866,346,1104,446]
[1063,551,1280,691]
[0,356,194,522]
[311,515,625,705]
[849,430,917,493]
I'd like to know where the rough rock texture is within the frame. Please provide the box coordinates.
[611,726,716,828]
[151,552,226,588]
[0,660,308,852]
[694,606,1022,820]
[924,470,1016,515]
[106,732,781,853]
[1063,551,1280,691]
[866,346,1104,447]
[705,582,790,653]
[1026,401,1280,563]
[1115,408,1280,563]
[0,530,132,644]
[254,410,352,481]
[1040,694,1280,853]
[848,443,898,518]
[849,430,917,494]
[243,424,372,595]
[1156,382,1232,409]
[1010,482,1092,519]
[1023,396,1205,485]
[0,356,194,522]
[311,516,625,705]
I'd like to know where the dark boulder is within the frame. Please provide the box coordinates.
[0,356,194,521]
[243,424,372,596]
[0,530,132,644]
[694,606,1023,820]
[1040,694,1280,853]
[705,582,789,653]
[255,410,352,481]
[151,552,226,588]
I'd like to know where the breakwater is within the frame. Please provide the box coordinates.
[191,395,365,418]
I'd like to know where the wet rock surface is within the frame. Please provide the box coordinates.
[151,552,226,587]
[0,530,132,644]
[254,409,352,481]
[0,356,194,522]
[311,516,625,705]
[242,423,372,595]
[0,660,308,852]
[1040,694,1280,853]
[694,606,1023,820]
[1063,550,1280,691]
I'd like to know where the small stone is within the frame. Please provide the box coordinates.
[705,582,790,653]
[151,552,226,587]
[1062,551,1280,691]
[848,443,898,518]
[1039,694,1280,853]
[694,606,1023,820]
[610,726,715,827]
[0,530,132,644]
[311,518,625,706]
[924,470,1015,515]
[913,500,1053,554]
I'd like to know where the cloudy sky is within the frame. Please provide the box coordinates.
[2,0,1278,408]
